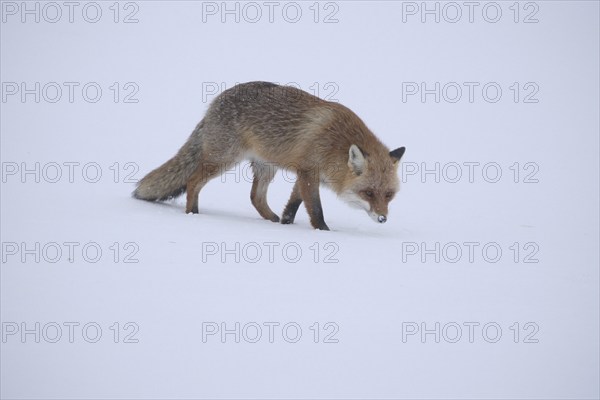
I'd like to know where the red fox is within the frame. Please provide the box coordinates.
[133,81,405,230]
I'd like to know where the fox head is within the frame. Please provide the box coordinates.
[340,144,405,224]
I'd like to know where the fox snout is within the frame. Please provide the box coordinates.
[368,200,391,224]
[340,188,394,225]
[367,210,388,224]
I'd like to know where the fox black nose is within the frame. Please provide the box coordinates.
[378,215,387,223]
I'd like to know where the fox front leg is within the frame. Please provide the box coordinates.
[281,181,303,225]
[297,170,330,231]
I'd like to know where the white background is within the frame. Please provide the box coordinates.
[1,1,599,398]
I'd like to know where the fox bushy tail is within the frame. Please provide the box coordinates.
[133,121,204,201]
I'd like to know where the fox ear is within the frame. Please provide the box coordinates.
[348,144,366,175]
[390,147,406,163]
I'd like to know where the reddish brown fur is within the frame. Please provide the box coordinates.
[133,82,405,230]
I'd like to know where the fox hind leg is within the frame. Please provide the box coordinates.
[250,161,280,222]
[186,160,231,214]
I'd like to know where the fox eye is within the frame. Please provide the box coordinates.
[385,192,394,200]
[364,190,374,198]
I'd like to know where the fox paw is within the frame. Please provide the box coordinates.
[186,206,199,214]
[281,216,294,224]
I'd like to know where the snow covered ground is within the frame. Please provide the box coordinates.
[1,1,598,398]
